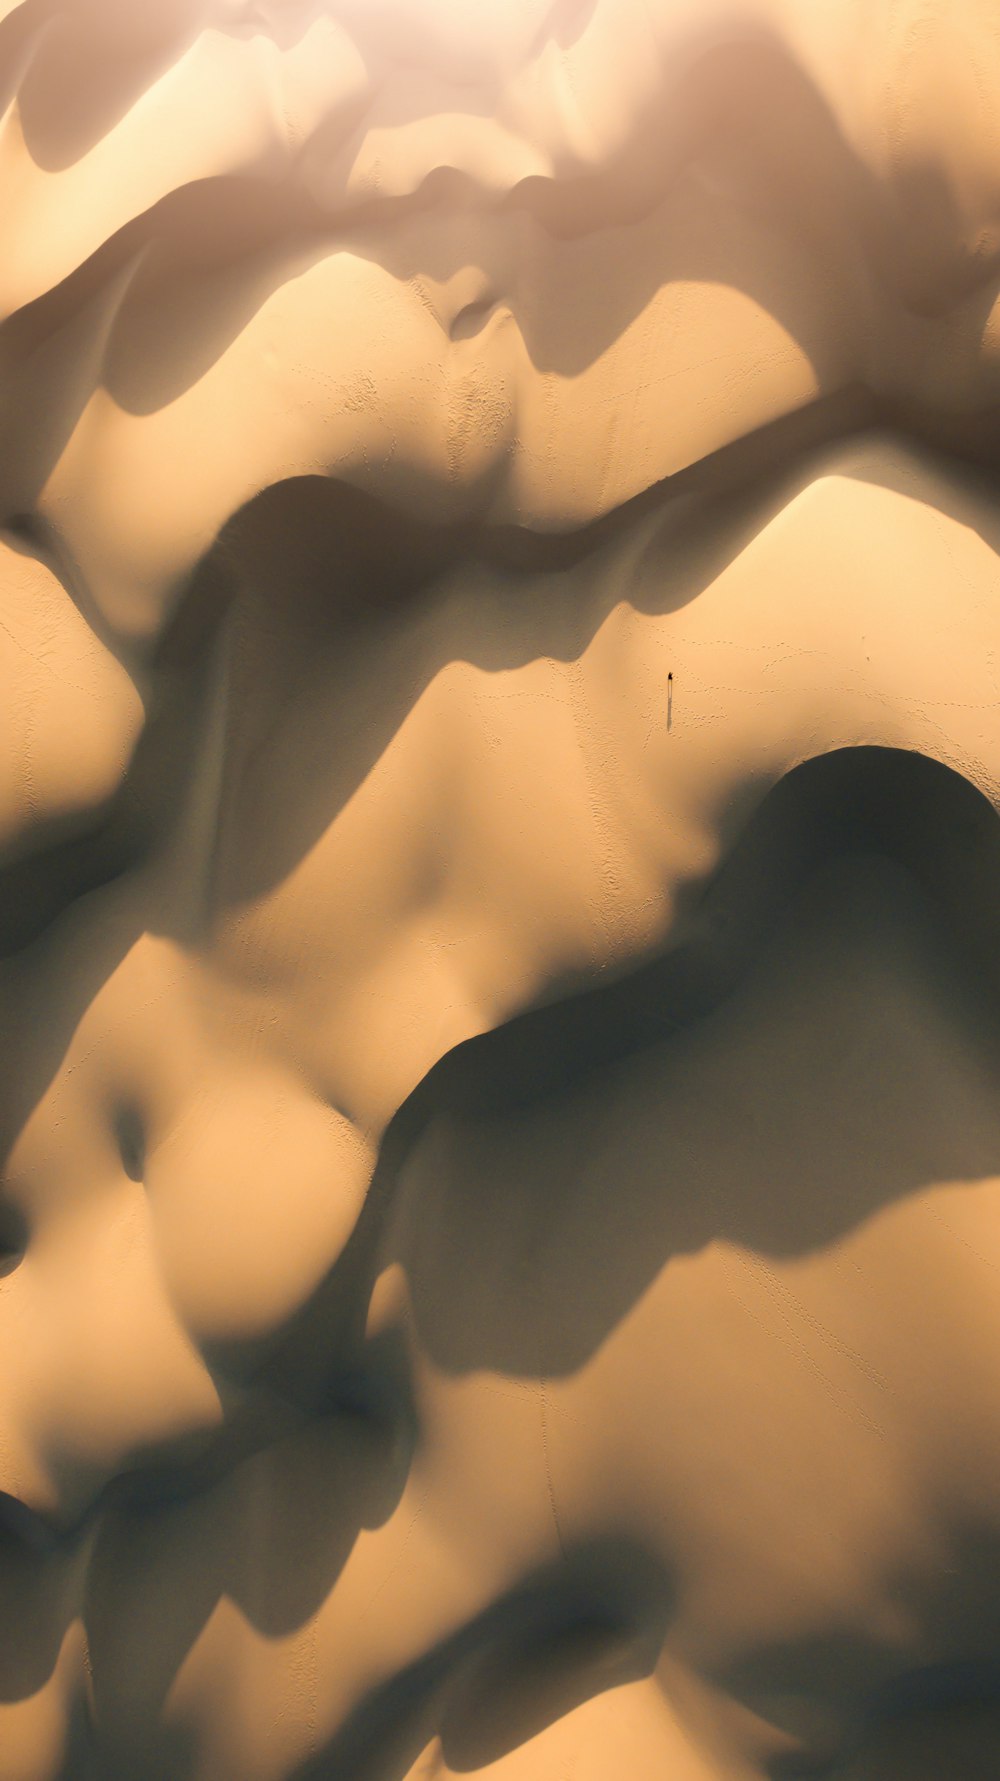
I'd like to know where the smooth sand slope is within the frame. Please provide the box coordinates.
[1,2,1000,1777]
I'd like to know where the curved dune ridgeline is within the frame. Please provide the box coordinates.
[1,2,1000,1777]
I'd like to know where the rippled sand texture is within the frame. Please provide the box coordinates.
[3,1,1000,1776]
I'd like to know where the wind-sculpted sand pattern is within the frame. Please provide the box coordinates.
[2,2,1000,1776]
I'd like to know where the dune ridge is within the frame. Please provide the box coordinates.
[1,2,1000,1777]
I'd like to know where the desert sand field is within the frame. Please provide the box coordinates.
[2,1,1000,1776]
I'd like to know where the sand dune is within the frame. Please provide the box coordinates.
[1,2,1000,1777]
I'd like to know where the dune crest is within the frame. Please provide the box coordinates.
[1,2,1000,1777]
